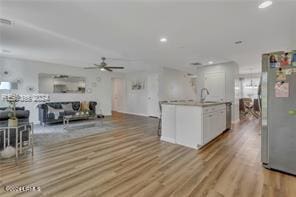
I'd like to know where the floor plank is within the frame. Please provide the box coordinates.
[0,112,295,197]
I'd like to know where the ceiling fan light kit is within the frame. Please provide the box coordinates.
[84,57,125,72]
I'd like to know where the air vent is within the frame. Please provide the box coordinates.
[0,18,12,25]
[190,62,202,66]
[187,73,197,77]
[54,75,69,79]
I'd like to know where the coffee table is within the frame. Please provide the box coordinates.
[63,114,96,128]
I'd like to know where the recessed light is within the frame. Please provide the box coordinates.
[160,37,167,43]
[208,61,214,65]
[187,73,197,78]
[100,68,105,71]
[258,1,273,9]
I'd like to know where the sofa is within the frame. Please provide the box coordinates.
[0,107,30,127]
[37,101,97,126]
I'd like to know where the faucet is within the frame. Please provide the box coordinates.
[200,88,210,103]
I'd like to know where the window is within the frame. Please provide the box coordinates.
[0,82,18,90]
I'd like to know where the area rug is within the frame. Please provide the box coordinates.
[33,121,115,147]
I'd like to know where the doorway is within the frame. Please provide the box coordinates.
[112,78,126,113]
[147,74,160,118]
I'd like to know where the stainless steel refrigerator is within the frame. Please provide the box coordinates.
[261,51,296,175]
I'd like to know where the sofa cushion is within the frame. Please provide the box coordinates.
[15,110,30,119]
[0,111,10,120]
[0,107,7,111]
[62,103,73,111]
[47,105,64,119]
[0,107,25,111]
[81,101,90,111]
[64,110,76,116]
[0,110,29,120]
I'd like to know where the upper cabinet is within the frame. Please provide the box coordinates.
[204,72,226,102]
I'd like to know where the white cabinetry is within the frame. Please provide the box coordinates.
[204,72,226,101]
[161,103,227,149]
[203,112,214,145]
[161,105,176,143]
[202,105,226,146]
[175,106,202,149]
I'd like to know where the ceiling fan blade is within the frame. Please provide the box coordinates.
[84,67,98,69]
[106,66,124,69]
[104,67,112,72]
[94,64,103,67]
[107,57,138,62]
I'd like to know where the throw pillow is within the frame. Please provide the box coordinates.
[62,103,73,111]
[80,101,90,111]
[47,105,64,119]
[0,107,8,112]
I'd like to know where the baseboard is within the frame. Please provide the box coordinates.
[114,111,148,117]
[232,119,240,124]
[160,136,176,144]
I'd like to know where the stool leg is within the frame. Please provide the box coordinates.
[20,131,23,154]
[15,128,18,165]
[31,124,34,156]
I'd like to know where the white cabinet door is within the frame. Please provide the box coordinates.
[212,112,220,139]
[204,72,226,102]
[203,113,214,144]
[216,109,226,134]
[161,105,176,143]
[219,109,226,132]
[202,107,227,146]
[176,106,203,149]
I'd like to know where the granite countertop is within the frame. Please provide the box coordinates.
[162,101,228,107]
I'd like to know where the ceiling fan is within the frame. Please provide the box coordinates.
[84,57,125,72]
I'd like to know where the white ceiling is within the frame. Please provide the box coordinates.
[0,0,295,74]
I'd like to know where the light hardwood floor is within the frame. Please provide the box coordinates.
[0,112,295,197]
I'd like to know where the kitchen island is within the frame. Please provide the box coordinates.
[161,101,227,149]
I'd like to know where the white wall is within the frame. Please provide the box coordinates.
[112,67,196,117]
[159,67,196,101]
[195,62,239,122]
[125,72,149,116]
[39,75,54,93]
[112,72,151,116]
[0,56,113,123]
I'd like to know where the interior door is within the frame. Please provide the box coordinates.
[204,72,226,101]
[112,78,125,112]
[147,74,159,117]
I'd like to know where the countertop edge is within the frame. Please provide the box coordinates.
[162,102,228,107]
